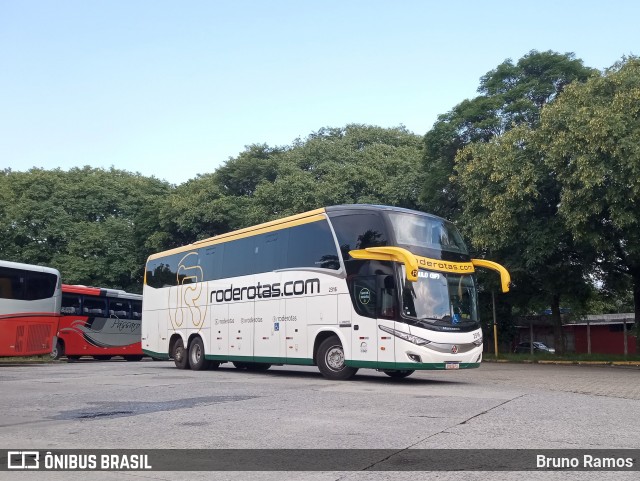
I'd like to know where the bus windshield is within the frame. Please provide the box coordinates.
[400,267,478,330]
[387,212,469,257]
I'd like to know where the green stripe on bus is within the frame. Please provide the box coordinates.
[205,354,314,366]
[344,360,481,370]
[142,349,170,360]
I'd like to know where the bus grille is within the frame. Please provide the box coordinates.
[14,326,25,353]
[27,324,52,352]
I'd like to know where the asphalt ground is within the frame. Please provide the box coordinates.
[1,360,639,481]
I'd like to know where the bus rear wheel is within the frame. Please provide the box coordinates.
[173,338,189,370]
[383,370,415,379]
[317,336,358,380]
[188,337,209,371]
[50,340,64,360]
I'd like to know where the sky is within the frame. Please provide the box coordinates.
[1,0,638,186]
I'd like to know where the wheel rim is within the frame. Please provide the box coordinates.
[175,346,184,363]
[191,344,201,364]
[325,345,345,371]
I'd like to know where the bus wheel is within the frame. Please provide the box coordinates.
[93,355,111,361]
[383,370,415,379]
[188,337,209,371]
[124,356,144,362]
[317,336,358,380]
[173,338,190,370]
[50,340,64,360]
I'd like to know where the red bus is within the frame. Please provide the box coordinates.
[0,260,62,357]
[53,284,143,361]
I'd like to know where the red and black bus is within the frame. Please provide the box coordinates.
[54,284,143,361]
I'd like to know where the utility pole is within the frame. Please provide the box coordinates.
[492,290,498,356]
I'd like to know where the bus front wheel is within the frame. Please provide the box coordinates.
[317,336,358,380]
[173,338,190,370]
[188,337,209,371]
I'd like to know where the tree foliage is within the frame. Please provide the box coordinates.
[0,167,170,292]
[422,50,595,219]
[538,57,640,346]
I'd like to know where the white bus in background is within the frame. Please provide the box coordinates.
[142,205,509,380]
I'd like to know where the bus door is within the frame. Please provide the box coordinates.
[349,276,379,364]
[349,275,398,365]
[376,275,397,365]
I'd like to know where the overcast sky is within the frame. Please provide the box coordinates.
[1,0,638,185]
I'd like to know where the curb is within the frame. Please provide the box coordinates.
[484,359,640,367]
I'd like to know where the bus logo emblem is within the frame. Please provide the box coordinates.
[451,345,459,354]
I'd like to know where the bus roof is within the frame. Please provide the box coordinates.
[148,207,326,260]
[146,204,447,261]
[0,260,61,277]
[62,284,141,300]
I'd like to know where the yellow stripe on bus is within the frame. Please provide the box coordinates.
[148,208,326,260]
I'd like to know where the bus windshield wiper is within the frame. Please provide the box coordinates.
[418,315,451,322]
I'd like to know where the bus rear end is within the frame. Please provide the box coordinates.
[0,261,61,357]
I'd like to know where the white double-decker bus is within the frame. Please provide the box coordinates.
[142,205,509,380]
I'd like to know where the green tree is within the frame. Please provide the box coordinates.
[0,167,170,292]
[250,124,423,222]
[455,126,593,352]
[539,57,640,349]
[422,50,595,219]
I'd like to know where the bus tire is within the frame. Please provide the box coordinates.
[51,340,64,360]
[317,336,358,380]
[173,338,190,370]
[188,337,209,371]
[383,370,415,379]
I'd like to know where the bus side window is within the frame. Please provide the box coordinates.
[0,267,25,300]
[131,300,142,320]
[84,297,107,317]
[108,298,132,319]
[61,294,81,315]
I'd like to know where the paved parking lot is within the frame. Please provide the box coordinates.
[1,360,639,480]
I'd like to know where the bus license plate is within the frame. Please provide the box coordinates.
[445,362,460,370]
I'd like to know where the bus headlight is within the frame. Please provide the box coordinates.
[472,337,483,346]
[379,325,431,346]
